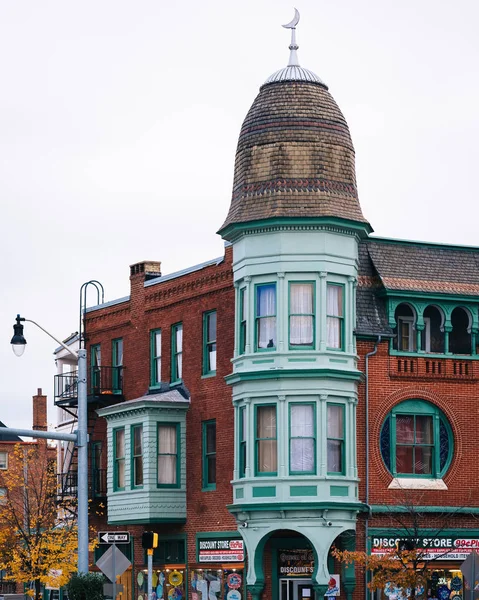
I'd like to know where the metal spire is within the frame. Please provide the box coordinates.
[282,8,300,67]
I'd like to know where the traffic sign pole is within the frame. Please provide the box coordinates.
[148,548,153,600]
[112,542,116,600]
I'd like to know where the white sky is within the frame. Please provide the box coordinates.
[1,0,478,431]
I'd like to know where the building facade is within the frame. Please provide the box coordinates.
[54,18,479,600]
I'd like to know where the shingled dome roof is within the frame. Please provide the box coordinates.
[218,17,370,237]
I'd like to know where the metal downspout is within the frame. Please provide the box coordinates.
[364,335,381,600]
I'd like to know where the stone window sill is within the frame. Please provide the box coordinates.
[388,477,447,490]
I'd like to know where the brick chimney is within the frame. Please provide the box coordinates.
[130,260,162,282]
[33,388,47,431]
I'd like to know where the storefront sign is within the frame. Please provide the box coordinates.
[278,549,315,577]
[198,538,244,562]
[372,536,479,560]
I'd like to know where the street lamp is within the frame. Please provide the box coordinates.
[10,315,89,574]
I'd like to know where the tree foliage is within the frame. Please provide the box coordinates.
[0,443,79,599]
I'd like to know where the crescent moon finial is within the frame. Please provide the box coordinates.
[282,8,300,67]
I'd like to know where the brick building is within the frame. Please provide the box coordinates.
[53,16,479,600]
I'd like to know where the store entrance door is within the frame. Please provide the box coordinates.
[280,578,315,600]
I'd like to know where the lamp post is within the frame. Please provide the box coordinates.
[10,315,89,574]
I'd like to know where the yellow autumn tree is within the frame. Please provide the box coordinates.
[0,442,78,600]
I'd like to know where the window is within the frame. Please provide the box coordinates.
[239,288,247,355]
[289,282,315,349]
[112,338,123,393]
[327,284,344,350]
[90,343,101,391]
[203,311,217,375]
[150,329,162,387]
[113,428,125,490]
[327,404,345,474]
[171,323,183,382]
[158,424,179,486]
[0,488,6,504]
[152,538,186,564]
[380,400,453,478]
[91,442,104,497]
[0,452,7,470]
[289,404,315,474]
[239,407,246,478]
[255,405,277,475]
[202,420,216,489]
[255,283,277,350]
[397,317,416,352]
[132,425,143,487]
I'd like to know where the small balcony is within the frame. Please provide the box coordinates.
[389,355,478,381]
[54,366,124,407]
[57,468,107,500]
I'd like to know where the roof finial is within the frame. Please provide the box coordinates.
[282,8,300,67]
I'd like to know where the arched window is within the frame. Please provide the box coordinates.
[423,305,444,353]
[449,307,472,355]
[393,304,417,352]
[380,400,453,478]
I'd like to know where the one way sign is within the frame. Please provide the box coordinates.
[98,531,130,544]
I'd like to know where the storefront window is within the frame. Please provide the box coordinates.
[190,569,244,600]
[137,568,186,600]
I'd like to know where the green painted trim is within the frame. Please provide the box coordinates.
[239,406,246,478]
[327,282,346,351]
[170,322,183,383]
[157,422,181,489]
[290,485,317,497]
[370,507,479,515]
[389,349,479,361]
[218,216,373,239]
[289,402,316,476]
[202,419,216,491]
[254,282,277,352]
[202,310,217,376]
[252,486,276,498]
[239,287,247,355]
[109,517,187,524]
[252,359,274,364]
[112,426,125,491]
[330,358,348,364]
[225,368,362,384]
[288,357,317,362]
[150,328,162,387]
[112,337,123,393]
[288,280,316,351]
[327,403,346,476]
[130,423,143,489]
[236,488,244,499]
[330,485,349,497]
[254,404,277,476]
[228,501,367,513]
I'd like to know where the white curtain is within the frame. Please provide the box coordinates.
[327,285,342,348]
[158,424,177,484]
[176,326,183,378]
[327,405,344,473]
[115,429,125,487]
[257,285,276,348]
[290,404,314,471]
[290,284,313,346]
[154,331,161,381]
[257,406,277,472]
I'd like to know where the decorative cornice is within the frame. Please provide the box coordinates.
[145,270,233,307]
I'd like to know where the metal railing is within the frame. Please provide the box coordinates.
[57,468,107,499]
[54,366,123,405]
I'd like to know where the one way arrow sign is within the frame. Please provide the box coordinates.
[98,531,130,544]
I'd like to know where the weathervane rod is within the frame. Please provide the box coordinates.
[282,8,300,67]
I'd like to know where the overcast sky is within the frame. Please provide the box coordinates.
[1,0,478,431]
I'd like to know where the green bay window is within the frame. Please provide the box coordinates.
[202,420,216,489]
[255,405,277,475]
[171,323,183,382]
[327,404,345,475]
[113,428,125,491]
[327,284,344,350]
[131,425,143,487]
[203,311,217,375]
[158,423,179,487]
[289,403,316,474]
[289,282,315,349]
[150,329,162,387]
[112,338,123,393]
[239,287,247,355]
[255,283,277,351]
[239,406,246,478]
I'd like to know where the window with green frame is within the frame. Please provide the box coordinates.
[203,311,217,375]
[158,423,179,487]
[255,283,277,351]
[255,405,277,475]
[239,287,247,355]
[171,323,183,382]
[90,343,101,392]
[202,420,216,489]
[131,424,143,487]
[113,428,125,490]
[380,400,453,478]
[289,282,315,349]
[150,537,186,564]
[112,338,123,393]
[326,284,344,350]
[150,329,162,387]
[327,404,345,474]
[289,403,316,474]
[239,406,246,478]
